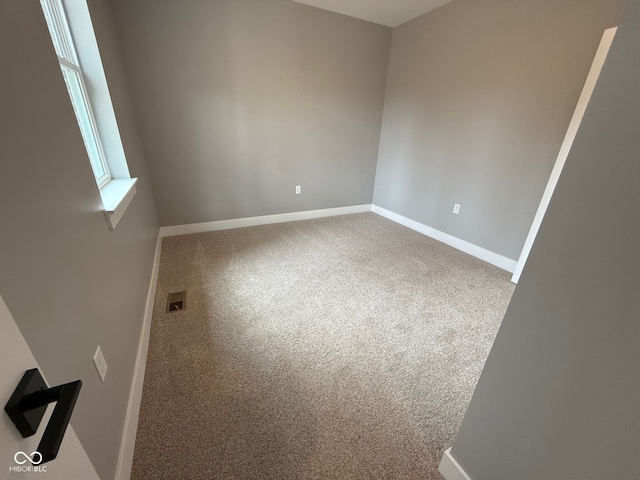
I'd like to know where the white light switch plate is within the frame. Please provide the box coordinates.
[93,345,108,382]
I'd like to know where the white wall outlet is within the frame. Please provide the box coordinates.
[453,203,461,214]
[295,185,301,194]
[93,345,108,382]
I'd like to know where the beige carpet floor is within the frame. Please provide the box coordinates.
[132,213,514,479]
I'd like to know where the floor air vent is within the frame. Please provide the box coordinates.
[166,291,186,313]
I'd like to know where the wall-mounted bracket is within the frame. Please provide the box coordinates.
[4,368,82,464]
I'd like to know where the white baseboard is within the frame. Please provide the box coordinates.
[439,448,474,480]
[115,233,162,480]
[159,205,373,237]
[371,205,517,273]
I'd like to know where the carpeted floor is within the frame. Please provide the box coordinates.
[131,213,514,479]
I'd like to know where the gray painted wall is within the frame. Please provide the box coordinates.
[110,0,392,227]
[373,0,626,260]
[449,0,640,477]
[0,1,158,479]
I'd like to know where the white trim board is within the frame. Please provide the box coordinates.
[159,204,516,272]
[115,233,162,480]
[511,27,617,284]
[159,204,372,237]
[372,205,517,273]
[439,448,474,480]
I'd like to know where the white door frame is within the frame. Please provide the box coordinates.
[512,27,618,284]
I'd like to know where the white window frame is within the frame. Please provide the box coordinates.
[41,0,111,188]
[40,0,139,230]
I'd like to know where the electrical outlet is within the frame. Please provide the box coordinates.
[93,346,108,382]
[295,185,301,194]
[453,203,461,215]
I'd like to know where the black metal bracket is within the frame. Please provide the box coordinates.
[4,368,82,465]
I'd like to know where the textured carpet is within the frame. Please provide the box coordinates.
[132,213,514,479]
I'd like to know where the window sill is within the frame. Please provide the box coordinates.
[100,178,138,230]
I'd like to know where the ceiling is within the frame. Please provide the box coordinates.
[290,0,455,28]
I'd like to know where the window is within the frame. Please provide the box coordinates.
[40,0,138,230]
[40,0,110,187]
